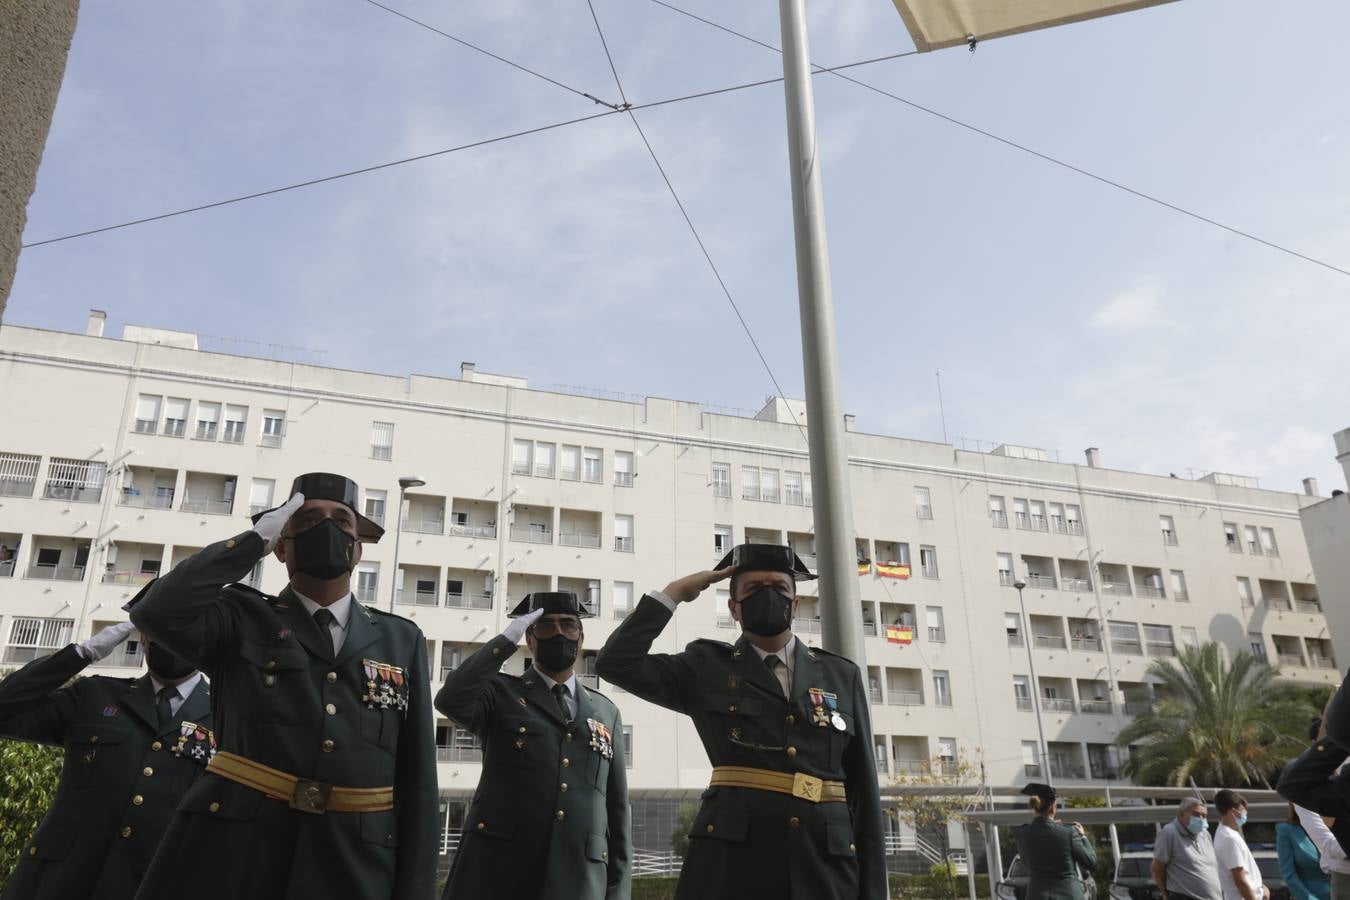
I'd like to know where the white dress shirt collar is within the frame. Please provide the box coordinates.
[149,671,203,716]
[294,590,353,630]
[747,635,797,672]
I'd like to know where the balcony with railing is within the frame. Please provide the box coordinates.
[1307,638,1336,669]
[558,508,602,549]
[867,669,884,704]
[1021,555,1057,590]
[1293,582,1321,613]
[44,481,103,503]
[25,537,91,582]
[395,565,440,607]
[745,527,783,547]
[1277,652,1306,668]
[1087,744,1124,780]
[1059,558,1092,594]
[1260,579,1292,611]
[119,466,178,510]
[1080,699,1114,715]
[26,562,87,581]
[1068,619,1103,652]
[1134,567,1166,599]
[1272,636,1306,668]
[444,568,494,610]
[94,640,146,669]
[886,668,924,706]
[1120,685,1153,716]
[100,542,164,585]
[1077,680,1112,714]
[397,493,445,535]
[449,498,498,540]
[180,472,237,516]
[990,509,1008,528]
[1029,614,1066,650]
[510,505,554,544]
[1015,695,1033,711]
[1099,563,1132,597]
[1039,678,1075,713]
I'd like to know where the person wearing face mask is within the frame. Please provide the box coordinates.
[1152,799,1224,900]
[595,544,886,900]
[127,472,437,900]
[434,591,631,900]
[1214,790,1269,900]
[0,621,212,900]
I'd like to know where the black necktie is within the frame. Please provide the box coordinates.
[765,655,787,696]
[551,683,572,723]
[313,608,336,652]
[156,686,176,728]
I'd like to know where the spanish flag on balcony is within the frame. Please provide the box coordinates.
[877,563,911,580]
[858,560,872,576]
[886,625,915,645]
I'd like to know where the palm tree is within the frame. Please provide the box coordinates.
[1117,642,1316,787]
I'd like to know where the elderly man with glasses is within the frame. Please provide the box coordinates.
[436,591,631,900]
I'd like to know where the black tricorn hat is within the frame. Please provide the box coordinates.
[508,591,596,619]
[250,473,384,543]
[716,543,817,581]
[1021,782,1057,805]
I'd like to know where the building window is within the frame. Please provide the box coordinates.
[989,496,1007,528]
[1048,502,1065,533]
[134,394,161,434]
[741,466,760,501]
[1244,525,1261,555]
[1160,515,1177,546]
[1223,522,1241,552]
[614,515,634,553]
[0,451,41,498]
[1022,741,1041,777]
[356,565,379,605]
[925,607,945,642]
[1248,633,1268,662]
[559,445,580,481]
[936,737,957,769]
[222,405,248,444]
[914,487,932,519]
[370,421,394,460]
[920,546,938,579]
[1005,613,1024,647]
[614,451,634,487]
[1180,626,1199,649]
[713,525,733,557]
[248,478,275,516]
[711,463,731,498]
[1013,498,1029,530]
[622,725,634,769]
[932,671,952,707]
[1169,570,1188,601]
[4,617,74,665]
[784,471,804,506]
[260,409,285,448]
[511,439,532,476]
[996,552,1014,586]
[45,457,107,503]
[582,448,603,484]
[1064,505,1083,534]
[364,489,387,526]
[534,442,556,479]
[195,402,221,441]
[1109,621,1142,655]
[1013,677,1032,711]
[1260,527,1279,557]
[163,398,189,437]
[759,468,780,503]
[1236,577,1254,607]
[613,582,634,619]
[1028,500,1046,531]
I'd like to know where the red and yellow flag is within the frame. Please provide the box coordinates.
[857,561,873,576]
[877,563,911,580]
[885,625,914,645]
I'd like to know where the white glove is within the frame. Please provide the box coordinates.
[253,492,305,554]
[502,608,544,644]
[77,621,137,661]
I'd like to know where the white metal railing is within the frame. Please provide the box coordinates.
[1041,697,1075,713]
[921,564,938,579]
[1277,653,1306,667]
[259,433,283,449]
[715,615,735,628]
[1050,518,1067,534]
[1248,543,1263,556]
[194,422,218,441]
[760,490,780,503]
[614,472,634,487]
[1062,577,1092,592]
[1111,640,1143,656]
[1227,540,1242,553]
[784,488,804,506]
[163,419,186,437]
[998,571,1015,586]
[44,483,103,503]
[990,510,1008,528]
[631,850,683,877]
[916,505,933,520]
[26,564,86,581]
[1071,638,1102,652]
[1136,585,1165,599]
[1025,574,1056,590]
[927,627,945,642]
[94,647,146,668]
[1296,599,1322,613]
[742,486,760,501]
[133,418,157,434]
[511,462,530,476]
[1033,634,1066,649]
[868,687,883,704]
[1173,590,1189,602]
[888,690,923,707]
[1162,532,1178,546]
[1311,656,1337,669]
[1265,596,1293,611]
[792,617,822,634]
[401,518,445,535]
[371,445,393,461]
[0,477,36,497]
[1101,581,1132,596]
[444,592,492,610]
[1007,633,1025,647]
[0,560,14,578]
[101,570,158,585]
[396,589,439,607]
[120,491,174,509]
[1014,513,1030,530]
[712,483,731,498]
[1123,701,1152,716]
[1079,700,1113,715]
[510,527,553,545]
[449,523,496,539]
[534,464,555,478]
[559,532,601,549]
[1029,515,1048,532]
[436,746,483,763]
[893,758,927,775]
[181,497,233,515]
[1065,522,1084,535]
[1266,546,1281,558]
[354,588,377,605]
[222,424,246,444]
[862,621,877,636]
[614,536,634,553]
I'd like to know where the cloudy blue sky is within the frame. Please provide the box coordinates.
[8,0,1349,493]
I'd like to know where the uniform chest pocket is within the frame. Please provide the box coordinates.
[238,639,309,723]
[498,716,546,768]
[703,693,764,718]
[67,723,130,788]
[361,707,399,755]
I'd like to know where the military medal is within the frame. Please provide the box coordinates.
[362,659,409,713]
[808,688,830,727]
[823,693,846,731]
[586,718,614,760]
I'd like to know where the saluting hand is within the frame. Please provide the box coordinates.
[502,608,544,644]
[662,567,734,604]
[253,492,305,554]
[78,621,137,661]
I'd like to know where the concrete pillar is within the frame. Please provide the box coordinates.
[1,0,81,316]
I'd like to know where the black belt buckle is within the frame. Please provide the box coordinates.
[290,778,332,814]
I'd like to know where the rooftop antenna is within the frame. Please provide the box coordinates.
[936,370,949,444]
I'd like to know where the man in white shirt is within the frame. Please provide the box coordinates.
[1213,790,1269,900]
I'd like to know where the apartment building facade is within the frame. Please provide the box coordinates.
[0,317,1335,864]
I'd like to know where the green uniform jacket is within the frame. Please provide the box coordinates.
[0,645,213,900]
[127,531,438,900]
[595,595,888,900]
[1013,818,1097,900]
[1279,738,1350,855]
[435,635,631,900]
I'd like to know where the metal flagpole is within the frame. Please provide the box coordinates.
[777,0,865,665]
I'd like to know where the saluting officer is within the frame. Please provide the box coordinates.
[437,591,631,900]
[595,544,887,900]
[128,473,438,900]
[1279,685,1350,856]
[0,621,213,900]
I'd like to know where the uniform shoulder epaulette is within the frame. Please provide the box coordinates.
[364,604,418,627]
[801,644,856,665]
[689,637,734,651]
[223,581,272,602]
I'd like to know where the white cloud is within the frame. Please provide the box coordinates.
[1088,281,1165,331]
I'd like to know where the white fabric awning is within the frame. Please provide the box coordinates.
[890,0,1179,52]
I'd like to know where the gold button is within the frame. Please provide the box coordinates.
[121,826,133,838]
[322,740,335,752]
[265,660,277,671]
[91,735,100,743]
[209,802,221,813]
[786,714,795,724]
[556,810,565,820]
[729,705,737,713]
[263,675,276,687]
[151,741,162,751]
[326,672,337,683]
[849,843,856,852]
[706,824,715,834]
[225,539,236,549]
[786,746,797,758]
[789,817,800,828]
[565,733,573,741]
[560,783,569,792]
[29,847,37,857]
[143,766,153,776]
[492,647,501,655]
[132,795,144,806]
[326,704,337,715]
[562,758,570,767]
[477,822,486,831]
[603,851,609,861]
[518,726,527,734]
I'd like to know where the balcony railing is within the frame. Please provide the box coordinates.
[395,589,439,607]
[133,418,157,434]
[894,758,927,775]
[1310,656,1337,669]
[371,445,393,461]
[1041,697,1076,713]
[1080,700,1113,715]
[868,686,883,704]
[26,564,86,581]
[1226,540,1242,553]
[260,433,283,449]
[1033,634,1066,650]
[1014,514,1030,530]
[716,615,735,628]
[1123,701,1152,716]
[534,464,555,478]
[449,522,496,539]
[1089,766,1121,780]
[120,490,174,509]
[1071,638,1103,652]
[1007,633,1025,647]
[1173,590,1189,602]
[1277,653,1306,667]
[436,746,483,763]
[1025,574,1057,590]
[792,617,822,634]
[401,518,445,535]
[222,424,246,444]
[1101,581,1132,597]
[916,505,933,520]
[1264,596,1293,611]
[194,422,218,441]
[1065,521,1084,535]
[1162,532,1178,546]
[1296,599,1322,613]
[1015,696,1032,711]
[354,588,378,605]
[862,620,877,637]
[44,483,102,503]
[559,532,601,549]
[614,472,634,488]
[0,560,14,577]
[742,486,760,501]
[998,571,1015,586]
[1062,577,1092,592]
[510,527,553,545]
[444,592,493,610]
[1050,763,1085,780]
[181,497,233,515]
[990,511,1008,528]
[1029,515,1048,532]
[614,536,634,553]
[101,570,158,585]
[0,477,36,498]
[163,419,186,437]
[927,627,945,642]
[888,690,923,707]
[1146,642,1178,658]
[1111,640,1143,656]
[1136,585,1165,599]
[712,483,731,498]
[94,647,146,668]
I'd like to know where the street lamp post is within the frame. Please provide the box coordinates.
[388,476,426,612]
[1015,577,1053,785]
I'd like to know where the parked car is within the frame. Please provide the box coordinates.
[1108,852,1161,900]
[996,854,1098,900]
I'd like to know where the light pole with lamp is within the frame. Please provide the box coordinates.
[388,476,426,612]
[1015,576,1053,786]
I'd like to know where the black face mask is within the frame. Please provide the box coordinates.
[737,585,795,637]
[289,519,356,581]
[534,635,579,673]
[146,643,195,680]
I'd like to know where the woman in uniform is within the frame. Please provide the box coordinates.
[1014,783,1098,900]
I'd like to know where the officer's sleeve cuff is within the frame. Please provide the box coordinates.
[648,590,678,613]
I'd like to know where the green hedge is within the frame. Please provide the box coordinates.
[626,873,990,900]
